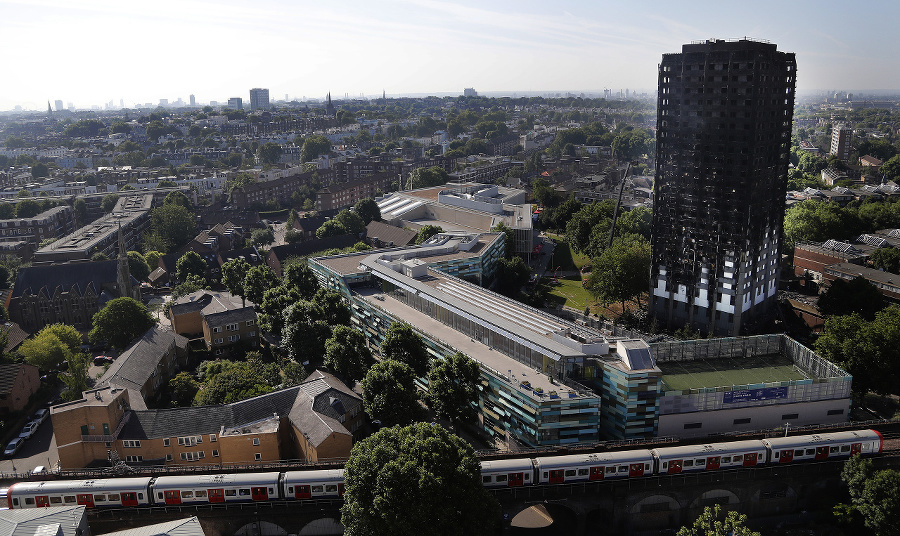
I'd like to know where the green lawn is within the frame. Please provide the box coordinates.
[545,234,590,271]
[658,355,810,391]
[547,276,595,311]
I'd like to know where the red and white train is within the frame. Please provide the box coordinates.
[5,429,882,509]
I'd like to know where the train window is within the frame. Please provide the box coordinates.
[24,498,34,505]
[497,475,507,482]
[288,487,294,493]
[12,498,18,507]
[794,450,803,457]
[578,469,589,476]
[182,491,194,498]
[806,449,815,456]
[774,452,779,458]
[840,446,851,453]
[269,488,274,494]
[312,486,324,493]
[108,494,120,501]
[225,490,236,497]
[94,495,106,502]
[722,457,731,463]
[684,460,694,467]
[50,497,62,504]
[524,474,530,480]
[696,459,705,466]
[325,485,338,493]
[618,466,627,473]
[157,493,164,499]
[138,494,144,500]
[239,489,251,496]
[543,472,548,478]
[830,447,839,453]
[482,476,492,483]
[196,491,207,498]
[660,463,667,470]
[65,496,76,503]
[565,470,576,477]
[733,455,742,462]
[645,464,650,470]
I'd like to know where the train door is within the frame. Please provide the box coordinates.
[164,490,181,505]
[76,494,94,508]
[548,470,564,484]
[35,496,50,507]
[743,453,758,467]
[815,446,829,460]
[295,485,311,499]
[779,450,794,464]
[629,463,645,477]
[508,473,524,487]
[667,460,683,474]
[338,483,345,497]
[589,467,604,481]
[706,457,720,470]
[208,489,225,503]
[251,487,268,501]
[121,492,138,506]
[851,443,862,456]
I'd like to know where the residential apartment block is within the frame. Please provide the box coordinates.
[168,291,258,355]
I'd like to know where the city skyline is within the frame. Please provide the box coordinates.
[3,0,900,111]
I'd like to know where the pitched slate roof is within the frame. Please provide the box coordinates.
[97,326,187,393]
[365,220,417,247]
[0,363,36,395]
[11,260,135,298]
[168,290,254,317]
[0,505,87,536]
[218,247,262,266]
[293,215,326,232]
[289,370,361,448]
[97,516,204,536]
[1,322,29,352]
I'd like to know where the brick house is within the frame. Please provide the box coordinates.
[96,326,189,401]
[0,363,40,414]
[168,291,258,355]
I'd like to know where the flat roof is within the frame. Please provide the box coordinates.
[658,354,810,391]
[35,209,148,254]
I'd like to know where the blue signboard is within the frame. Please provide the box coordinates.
[723,386,788,404]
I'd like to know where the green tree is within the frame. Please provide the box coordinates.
[783,200,851,247]
[586,234,651,309]
[258,286,302,336]
[41,323,82,354]
[169,371,199,407]
[163,191,192,210]
[381,322,429,377]
[283,261,320,299]
[817,276,885,319]
[243,265,280,305]
[143,250,163,271]
[353,198,381,225]
[495,256,531,297]
[491,222,516,259]
[676,504,759,536]
[257,142,283,166]
[101,193,119,213]
[175,251,207,282]
[406,166,449,189]
[221,258,251,303]
[316,219,347,239]
[251,227,275,247]
[282,302,333,365]
[60,352,90,402]
[531,177,560,207]
[31,162,49,178]
[361,360,423,427]
[171,274,206,299]
[426,352,480,425]
[841,456,900,536]
[335,209,365,235]
[301,135,332,163]
[341,423,500,536]
[0,265,9,290]
[73,198,87,226]
[149,204,196,252]
[0,204,14,219]
[312,288,351,326]
[15,199,41,218]
[415,224,443,244]
[324,325,374,384]
[91,252,109,262]
[194,361,273,405]
[565,200,615,256]
[90,297,156,349]
[127,251,151,282]
[20,331,72,371]
[871,247,900,274]
[881,155,900,182]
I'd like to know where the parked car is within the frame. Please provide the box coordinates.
[18,422,38,440]
[31,409,49,426]
[4,437,24,457]
[93,356,114,366]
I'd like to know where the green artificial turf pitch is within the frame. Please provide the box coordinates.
[658,354,810,391]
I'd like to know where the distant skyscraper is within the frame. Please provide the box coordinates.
[463,88,478,97]
[830,123,852,161]
[249,88,269,110]
[228,97,243,110]
[189,94,196,107]
[54,100,63,112]
[649,39,796,336]
[159,99,168,107]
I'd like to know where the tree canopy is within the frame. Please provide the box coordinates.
[243,265,280,305]
[175,251,206,283]
[193,359,275,405]
[817,276,886,319]
[406,166,450,190]
[341,423,500,536]
[221,258,250,303]
[324,325,374,384]
[90,297,156,349]
[20,324,80,371]
[495,256,531,297]
[127,251,151,282]
[353,198,381,225]
[426,353,480,425]
[585,234,651,309]
[676,504,759,536]
[301,135,332,163]
[148,204,196,253]
[840,456,900,536]
[381,322,430,377]
[362,360,423,427]
[415,224,443,245]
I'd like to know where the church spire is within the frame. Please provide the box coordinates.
[325,91,336,118]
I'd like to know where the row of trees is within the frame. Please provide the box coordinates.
[784,197,900,248]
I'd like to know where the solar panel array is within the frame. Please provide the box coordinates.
[857,234,888,248]
[821,239,856,253]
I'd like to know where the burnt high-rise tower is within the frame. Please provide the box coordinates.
[649,39,796,336]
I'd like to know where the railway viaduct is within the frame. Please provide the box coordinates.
[77,454,900,536]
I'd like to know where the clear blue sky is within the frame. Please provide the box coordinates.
[2,0,898,111]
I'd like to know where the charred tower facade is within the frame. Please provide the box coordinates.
[650,39,796,336]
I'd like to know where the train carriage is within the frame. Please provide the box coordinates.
[282,469,345,499]
[762,430,883,464]
[480,458,535,488]
[534,450,655,485]
[150,472,281,505]
[7,478,152,509]
[651,440,768,475]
